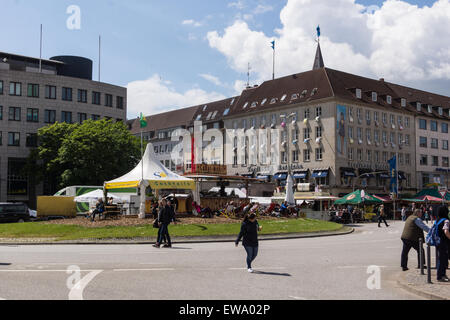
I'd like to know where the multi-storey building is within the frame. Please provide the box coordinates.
[0,52,127,207]
[131,44,450,198]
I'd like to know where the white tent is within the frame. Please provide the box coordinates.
[105,143,195,218]
[74,189,127,203]
[209,187,247,198]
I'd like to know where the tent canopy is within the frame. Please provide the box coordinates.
[74,189,127,203]
[105,143,195,190]
[334,190,383,205]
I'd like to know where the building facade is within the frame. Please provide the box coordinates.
[0,52,127,207]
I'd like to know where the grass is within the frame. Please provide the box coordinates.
[0,219,343,241]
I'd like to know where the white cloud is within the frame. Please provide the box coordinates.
[207,0,450,92]
[199,73,223,86]
[182,19,202,27]
[253,4,273,15]
[127,75,226,118]
[228,0,246,10]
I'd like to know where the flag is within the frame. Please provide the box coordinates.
[270,40,275,50]
[139,113,147,128]
[317,25,321,38]
[388,156,397,195]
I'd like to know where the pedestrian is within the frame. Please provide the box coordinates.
[153,199,176,248]
[377,205,389,228]
[424,209,430,224]
[91,198,105,222]
[235,213,263,273]
[435,206,450,282]
[400,209,430,271]
[401,206,407,222]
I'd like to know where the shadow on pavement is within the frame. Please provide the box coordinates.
[253,271,291,277]
[0,263,11,266]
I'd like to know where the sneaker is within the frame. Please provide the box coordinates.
[152,244,160,248]
[437,278,449,283]
[248,268,254,273]
[163,244,172,248]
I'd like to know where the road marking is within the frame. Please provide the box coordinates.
[289,296,307,300]
[228,267,287,271]
[0,269,100,272]
[337,266,388,269]
[113,268,175,272]
[68,270,103,300]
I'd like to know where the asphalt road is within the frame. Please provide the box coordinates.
[0,221,424,300]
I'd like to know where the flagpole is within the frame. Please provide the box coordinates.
[272,43,275,80]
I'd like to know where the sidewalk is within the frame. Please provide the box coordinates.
[0,226,354,245]
[397,269,450,300]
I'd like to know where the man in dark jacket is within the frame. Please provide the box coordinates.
[401,209,431,271]
[153,199,176,248]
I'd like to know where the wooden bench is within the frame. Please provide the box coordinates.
[101,205,121,220]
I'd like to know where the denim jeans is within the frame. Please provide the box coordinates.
[158,223,171,245]
[244,246,259,269]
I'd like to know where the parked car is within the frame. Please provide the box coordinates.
[0,203,31,223]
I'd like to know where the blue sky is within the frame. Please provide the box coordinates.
[0,0,447,118]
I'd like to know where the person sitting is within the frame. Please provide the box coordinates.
[91,198,105,222]
[201,207,213,218]
[226,202,235,215]
[192,201,201,216]
[280,202,289,216]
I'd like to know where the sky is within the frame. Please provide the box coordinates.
[1,0,449,119]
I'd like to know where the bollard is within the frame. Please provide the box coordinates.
[427,244,432,284]
[419,239,424,275]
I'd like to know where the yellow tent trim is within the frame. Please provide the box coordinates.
[105,180,196,190]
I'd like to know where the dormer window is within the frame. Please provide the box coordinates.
[230,98,235,105]
[311,88,318,96]
[203,105,208,111]
[401,98,406,107]
[206,112,213,121]
[195,114,202,121]
[355,88,362,99]
[438,107,443,116]
[386,95,392,104]
[261,98,267,106]
[281,94,287,102]
[243,102,249,109]
[301,90,307,98]
[270,98,277,104]
[250,102,258,108]
[417,102,421,112]
[291,94,299,101]
[371,92,377,102]
[211,111,218,119]
[428,105,433,113]
[223,108,230,116]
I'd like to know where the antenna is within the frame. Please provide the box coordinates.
[98,35,101,82]
[39,24,43,73]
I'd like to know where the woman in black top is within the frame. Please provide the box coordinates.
[235,213,262,273]
[436,206,450,282]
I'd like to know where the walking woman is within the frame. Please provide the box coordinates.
[235,213,262,273]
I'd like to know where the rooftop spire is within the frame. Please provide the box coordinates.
[313,25,324,70]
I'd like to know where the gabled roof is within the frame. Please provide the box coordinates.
[313,43,325,70]
[189,96,240,125]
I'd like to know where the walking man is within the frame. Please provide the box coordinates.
[378,205,389,228]
[400,209,430,271]
[153,199,176,248]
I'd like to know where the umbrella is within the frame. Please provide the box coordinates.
[334,190,382,205]
[403,195,447,203]
[285,174,295,205]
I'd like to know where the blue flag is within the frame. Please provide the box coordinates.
[317,25,321,38]
[388,156,397,195]
[271,40,275,50]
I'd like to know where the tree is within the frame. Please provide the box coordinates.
[28,120,141,193]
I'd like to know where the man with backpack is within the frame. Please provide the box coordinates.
[400,209,430,271]
[432,206,450,282]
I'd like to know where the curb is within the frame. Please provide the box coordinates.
[0,227,354,246]
[396,272,449,301]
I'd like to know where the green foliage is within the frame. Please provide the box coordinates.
[27,120,140,191]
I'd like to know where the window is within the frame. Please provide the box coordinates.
[27,84,39,97]
[271,114,277,126]
[62,87,72,101]
[356,88,362,99]
[367,150,372,162]
[223,108,230,116]
[405,154,411,165]
[438,107,443,116]
[0,106,2,120]
[61,111,72,123]
[92,92,101,105]
[442,123,449,134]
[357,149,363,161]
[78,113,87,123]
[8,107,21,121]
[374,112,379,123]
[8,132,20,146]
[366,129,371,142]
[372,92,377,102]
[281,151,287,164]
[105,94,113,107]
[243,102,249,109]
[390,132,395,144]
[356,108,362,122]
[382,152,388,163]
[401,98,406,107]
[386,95,392,104]
[9,82,21,96]
[399,153,404,165]
[417,102,422,112]
[430,121,437,132]
[390,114,395,126]
[348,127,354,139]
[419,119,427,130]
[366,111,371,125]
[405,117,410,128]
[304,109,310,119]
[117,96,124,109]
[420,155,428,166]
[45,85,56,99]
[432,156,439,167]
[375,151,380,163]
[78,89,87,103]
[26,133,38,147]
[431,138,438,149]
[315,107,322,117]
[0,80,3,94]
[374,130,379,143]
[382,113,387,125]
[382,131,387,143]
[45,110,56,124]
[303,128,311,140]
[348,148,354,160]
[292,150,299,162]
[316,148,323,161]
[357,128,362,142]
[443,157,449,168]
[26,108,39,122]
[443,140,449,151]
[316,126,323,138]
[261,98,267,105]
[304,150,310,162]
[398,133,403,146]
[419,137,427,148]
[280,94,287,102]
[428,105,433,113]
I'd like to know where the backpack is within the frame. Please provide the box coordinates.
[426,218,446,247]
